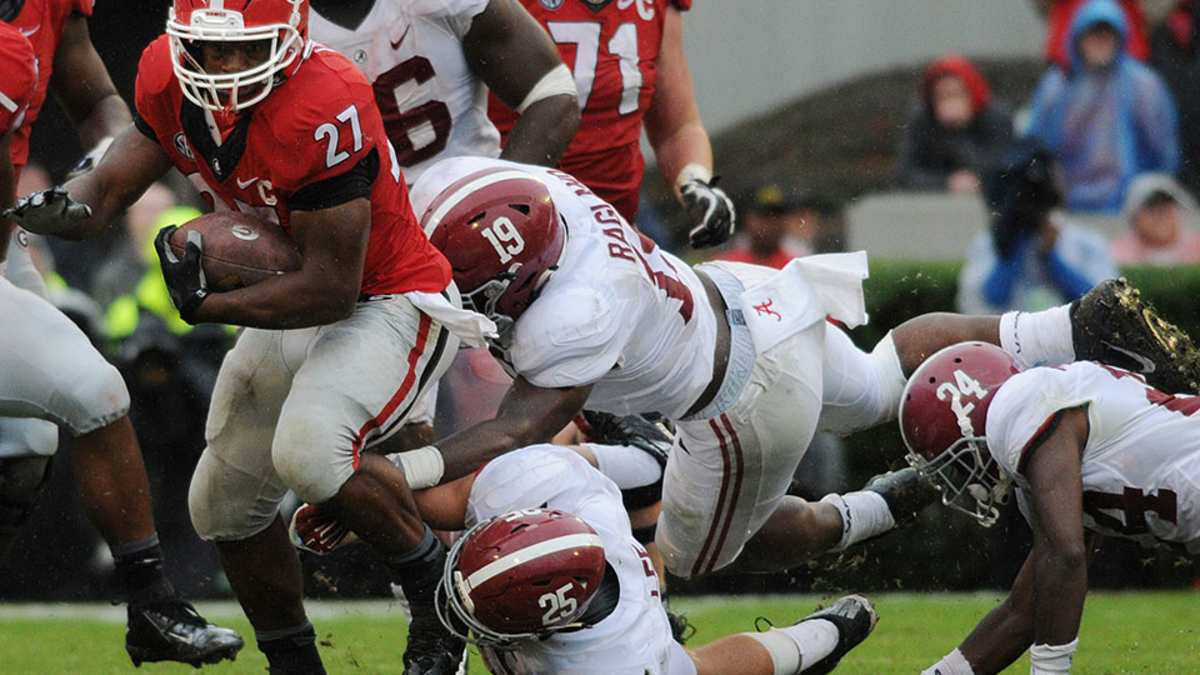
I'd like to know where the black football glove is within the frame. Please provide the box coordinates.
[581,411,672,511]
[3,187,92,237]
[682,177,736,249]
[155,225,209,324]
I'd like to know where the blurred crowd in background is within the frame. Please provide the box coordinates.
[7,0,1200,600]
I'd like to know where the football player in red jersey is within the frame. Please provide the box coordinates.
[6,1,491,672]
[489,0,735,248]
[0,2,244,667]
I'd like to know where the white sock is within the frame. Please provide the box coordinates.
[820,491,895,550]
[921,648,975,675]
[998,305,1074,370]
[748,618,839,675]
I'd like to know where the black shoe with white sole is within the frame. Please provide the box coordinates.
[1072,278,1200,394]
[126,596,243,668]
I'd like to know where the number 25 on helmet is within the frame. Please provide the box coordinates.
[900,342,1020,527]
[436,508,607,646]
[421,168,566,339]
[167,0,311,112]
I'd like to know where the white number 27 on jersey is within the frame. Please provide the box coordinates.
[314,104,364,168]
[481,217,526,264]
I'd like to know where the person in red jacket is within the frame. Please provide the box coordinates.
[489,0,734,249]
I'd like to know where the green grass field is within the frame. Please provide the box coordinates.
[0,593,1195,673]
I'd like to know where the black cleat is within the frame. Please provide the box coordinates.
[403,610,466,675]
[1072,278,1200,393]
[125,597,243,668]
[794,595,878,675]
[863,467,939,527]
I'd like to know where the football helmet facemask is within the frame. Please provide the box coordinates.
[167,0,310,113]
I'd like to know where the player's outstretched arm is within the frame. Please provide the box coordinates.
[50,14,131,155]
[645,7,733,248]
[8,125,171,240]
[183,198,370,329]
[466,0,579,166]
[406,377,593,486]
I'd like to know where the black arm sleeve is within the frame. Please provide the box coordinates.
[132,111,159,145]
[290,148,379,212]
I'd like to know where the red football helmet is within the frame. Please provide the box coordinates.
[436,508,607,646]
[167,0,310,112]
[900,342,1020,527]
[421,167,565,341]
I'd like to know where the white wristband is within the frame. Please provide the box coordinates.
[1030,638,1078,674]
[675,162,713,191]
[921,648,975,675]
[389,445,445,490]
[516,64,577,114]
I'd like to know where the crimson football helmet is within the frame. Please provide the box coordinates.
[421,167,565,341]
[435,508,607,647]
[900,342,1020,527]
[167,0,310,112]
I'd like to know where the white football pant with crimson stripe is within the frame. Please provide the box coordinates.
[189,295,457,541]
[657,321,826,578]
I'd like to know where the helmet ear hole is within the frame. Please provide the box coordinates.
[510,203,531,215]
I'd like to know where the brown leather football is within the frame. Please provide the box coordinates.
[168,211,300,292]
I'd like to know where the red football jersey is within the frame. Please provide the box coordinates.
[0,22,37,143]
[489,0,691,221]
[134,37,450,297]
[6,0,93,174]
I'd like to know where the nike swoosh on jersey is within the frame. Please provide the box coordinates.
[236,177,258,189]
[19,25,40,38]
[390,25,411,50]
[0,91,17,114]
[1101,341,1158,374]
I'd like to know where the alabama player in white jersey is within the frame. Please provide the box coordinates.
[384,156,1200,586]
[415,442,878,675]
[309,0,579,183]
[903,342,1200,675]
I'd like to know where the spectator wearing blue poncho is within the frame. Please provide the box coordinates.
[1026,0,1180,213]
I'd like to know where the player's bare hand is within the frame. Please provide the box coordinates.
[155,225,210,324]
[683,178,735,248]
[289,502,358,555]
[3,187,92,237]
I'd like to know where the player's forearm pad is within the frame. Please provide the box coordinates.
[390,445,445,490]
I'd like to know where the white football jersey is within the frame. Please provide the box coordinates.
[466,445,676,675]
[309,0,501,185]
[987,361,1200,552]
[412,156,718,419]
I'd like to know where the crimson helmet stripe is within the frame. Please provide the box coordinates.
[464,532,604,590]
[422,169,549,237]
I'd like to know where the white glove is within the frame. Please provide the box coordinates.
[4,187,93,237]
[682,178,736,249]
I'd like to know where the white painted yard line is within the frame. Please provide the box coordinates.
[0,591,1170,623]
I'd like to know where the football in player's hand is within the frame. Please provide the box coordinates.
[167,212,300,292]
